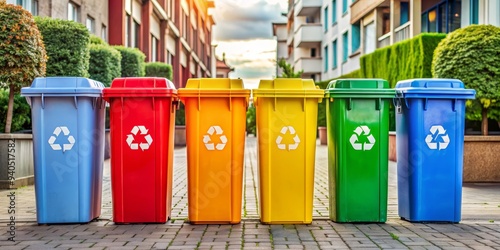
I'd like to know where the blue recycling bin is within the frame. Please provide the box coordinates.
[395,79,475,223]
[21,77,106,224]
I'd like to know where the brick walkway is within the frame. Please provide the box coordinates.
[1,136,500,249]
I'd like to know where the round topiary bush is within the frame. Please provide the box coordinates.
[145,62,173,80]
[432,24,500,135]
[89,44,121,87]
[0,2,47,132]
[113,46,146,77]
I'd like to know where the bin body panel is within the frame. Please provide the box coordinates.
[254,79,323,224]
[325,79,394,223]
[397,98,464,223]
[396,78,475,223]
[184,96,247,224]
[104,77,176,223]
[23,77,105,224]
[327,98,389,222]
[257,98,318,224]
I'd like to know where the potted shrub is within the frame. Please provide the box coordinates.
[0,2,47,189]
[432,24,500,182]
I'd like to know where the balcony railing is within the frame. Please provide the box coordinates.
[378,32,391,48]
[350,0,385,24]
[294,24,322,47]
[395,21,411,43]
[294,57,321,74]
[295,0,321,16]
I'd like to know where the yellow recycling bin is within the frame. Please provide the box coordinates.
[178,78,250,224]
[253,78,324,224]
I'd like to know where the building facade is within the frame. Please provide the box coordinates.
[276,0,500,81]
[8,0,216,89]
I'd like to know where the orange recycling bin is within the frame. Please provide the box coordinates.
[178,78,250,224]
[103,77,177,223]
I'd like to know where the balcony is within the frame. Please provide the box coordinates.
[295,0,321,16]
[294,24,322,47]
[350,0,386,24]
[395,21,411,43]
[294,57,321,74]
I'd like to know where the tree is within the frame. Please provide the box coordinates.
[277,58,303,78]
[0,3,47,133]
[432,25,500,135]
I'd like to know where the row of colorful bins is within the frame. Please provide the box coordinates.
[21,77,475,225]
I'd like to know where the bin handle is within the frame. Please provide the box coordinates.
[347,98,352,111]
[423,98,427,111]
[452,99,457,112]
[73,96,78,109]
[41,94,45,109]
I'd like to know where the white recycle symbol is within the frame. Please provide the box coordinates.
[349,125,376,151]
[276,126,300,151]
[48,126,75,152]
[126,125,153,151]
[203,125,227,150]
[425,125,450,150]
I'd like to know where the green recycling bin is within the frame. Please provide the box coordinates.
[325,79,395,223]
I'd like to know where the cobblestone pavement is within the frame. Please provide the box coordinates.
[1,136,500,249]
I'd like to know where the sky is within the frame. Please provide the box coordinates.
[212,0,288,89]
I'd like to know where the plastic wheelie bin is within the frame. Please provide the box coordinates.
[21,77,106,224]
[325,79,395,223]
[253,78,324,224]
[395,78,476,223]
[178,78,250,224]
[103,77,177,223]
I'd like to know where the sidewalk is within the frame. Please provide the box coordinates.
[1,136,499,249]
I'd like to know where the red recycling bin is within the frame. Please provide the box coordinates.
[103,77,177,223]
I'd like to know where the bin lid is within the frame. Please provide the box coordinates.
[21,77,104,97]
[102,77,177,99]
[325,79,395,99]
[177,78,250,100]
[395,78,476,99]
[252,78,324,98]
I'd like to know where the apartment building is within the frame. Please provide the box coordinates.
[272,22,287,77]
[276,0,500,81]
[7,0,216,89]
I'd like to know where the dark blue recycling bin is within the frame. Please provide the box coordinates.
[21,77,106,224]
[395,79,475,223]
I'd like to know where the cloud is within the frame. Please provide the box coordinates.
[213,0,287,41]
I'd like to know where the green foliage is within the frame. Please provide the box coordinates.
[277,58,303,78]
[432,25,500,127]
[246,103,256,135]
[360,33,446,87]
[0,90,31,132]
[90,34,107,45]
[35,16,90,77]
[315,70,361,127]
[0,3,46,90]
[145,62,173,80]
[88,44,121,87]
[113,46,146,77]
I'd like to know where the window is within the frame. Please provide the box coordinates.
[125,14,131,47]
[166,51,173,65]
[10,0,38,15]
[364,22,375,54]
[332,40,337,68]
[324,46,328,72]
[86,16,95,34]
[167,0,175,20]
[342,32,348,63]
[332,0,337,24]
[342,0,348,14]
[470,0,478,24]
[182,11,188,40]
[133,20,140,48]
[101,25,107,42]
[68,2,79,22]
[311,48,316,57]
[151,35,158,62]
[400,2,409,24]
[421,0,461,33]
[351,22,360,53]
[324,7,328,31]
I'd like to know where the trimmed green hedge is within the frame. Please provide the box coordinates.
[145,62,173,80]
[35,17,90,77]
[360,33,446,87]
[90,34,107,45]
[113,46,146,77]
[88,44,121,87]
